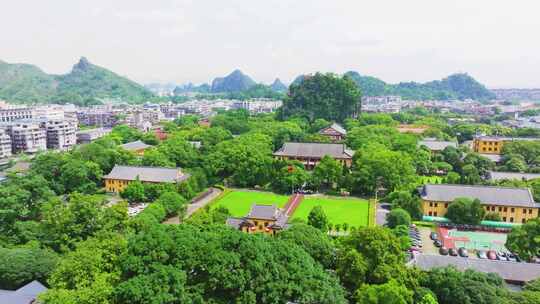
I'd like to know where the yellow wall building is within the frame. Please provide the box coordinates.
[120,140,152,156]
[226,204,288,235]
[473,136,540,155]
[420,184,539,224]
[103,165,189,193]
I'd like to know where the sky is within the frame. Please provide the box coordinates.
[1,0,539,88]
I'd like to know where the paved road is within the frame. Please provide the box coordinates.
[376,202,390,226]
[163,187,222,224]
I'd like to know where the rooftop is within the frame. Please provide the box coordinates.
[320,123,347,135]
[247,204,280,220]
[120,140,151,151]
[412,254,540,284]
[418,139,457,151]
[0,280,47,304]
[474,135,540,142]
[103,165,189,183]
[420,184,537,208]
[273,142,354,159]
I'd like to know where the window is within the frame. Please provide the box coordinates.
[488,147,492,151]
[503,217,507,221]
[491,206,496,211]
[254,221,258,226]
[523,209,527,214]
[434,203,438,207]
[429,202,433,207]
[434,212,438,216]
[510,217,514,223]
[529,209,533,214]
[504,207,508,212]
[498,207,502,212]
[511,208,515,213]
[428,211,433,216]
[264,222,268,226]
[445,203,448,208]
[522,219,526,224]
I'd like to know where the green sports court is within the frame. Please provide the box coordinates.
[441,228,508,251]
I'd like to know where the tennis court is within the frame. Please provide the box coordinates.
[440,228,508,251]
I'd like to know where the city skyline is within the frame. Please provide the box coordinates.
[2,0,540,88]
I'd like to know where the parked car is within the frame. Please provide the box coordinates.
[449,248,458,256]
[487,250,497,260]
[458,247,469,258]
[507,254,517,262]
[434,240,442,247]
[439,247,449,256]
[497,251,509,261]
[430,232,439,240]
[477,250,488,259]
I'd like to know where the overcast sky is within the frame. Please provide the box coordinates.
[1,0,539,88]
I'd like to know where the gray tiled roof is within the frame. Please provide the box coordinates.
[478,153,502,163]
[325,123,347,135]
[0,280,47,304]
[418,140,457,151]
[412,254,540,283]
[489,171,540,182]
[103,165,189,183]
[225,217,243,229]
[474,135,540,142]
[120,140,151,151]
[420,184,537,207]
[273,142,354,159]
[247,204,280,220]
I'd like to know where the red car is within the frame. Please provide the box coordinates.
[487,250,497,260]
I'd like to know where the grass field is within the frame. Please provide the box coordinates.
[212,190,289,217]
[291,196,370,227]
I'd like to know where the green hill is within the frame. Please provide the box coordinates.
[0,60,58,103]
[211,69,256,93]
[0,57,154,105]
[343,71,495,100]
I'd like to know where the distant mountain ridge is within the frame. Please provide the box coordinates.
[343,71,495,100]
[0,57,154,105]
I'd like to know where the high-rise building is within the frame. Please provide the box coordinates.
[45,120,77,151]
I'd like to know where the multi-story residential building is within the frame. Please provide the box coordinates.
[76,128,112,144]
[419,184,539,223]
[0,129,12,158]
[8,121,46,154]
[103,165,189,193]
[273,142,355,169]
[45,120,77,151]
[472,136,540,155]
[0,106,33,123]
[77,110,118,127]
[33,105,65,120]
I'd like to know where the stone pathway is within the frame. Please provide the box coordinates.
[163,187,222,224]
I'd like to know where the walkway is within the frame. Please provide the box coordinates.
[283,193,304,216]
[376,202,390,226]
[163,187,222,224]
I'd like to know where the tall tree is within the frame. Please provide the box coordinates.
[279,72,361,122]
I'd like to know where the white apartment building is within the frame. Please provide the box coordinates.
[8,122,47,154]
[0,129,12,159]
[0,106,34,123]
[34,105,65,121]
[45,120,77,151]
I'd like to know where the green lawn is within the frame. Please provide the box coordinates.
[291,196,370,227]
[213,190,289,217]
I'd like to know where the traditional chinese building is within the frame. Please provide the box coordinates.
[318,123,347,142]
[226,204,289,235]
[419,184,539,224]
[103,165,189,193]
[273,142,354,170]
[120,140,152,156]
